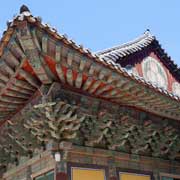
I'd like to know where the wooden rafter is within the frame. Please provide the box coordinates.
[16,26,55,84]
[12,79,37,91]
[0,71,9,83]
[3,50,20,68]
[19,69,40,88]
[56,63,65,83]
[6,89,30,99]
[9,85,34,95]
[0,59,15,76]
[0,102,20,109]
[0,95,26,104]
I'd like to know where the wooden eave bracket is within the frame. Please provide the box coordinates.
[15,22,54,84]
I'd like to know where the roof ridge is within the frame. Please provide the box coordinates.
[96,30,155,56]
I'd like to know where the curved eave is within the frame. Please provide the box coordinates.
[24,15,180,120]
[0,13,179,124]
[96,31,155,57]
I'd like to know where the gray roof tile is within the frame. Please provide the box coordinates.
[96,30,155,62]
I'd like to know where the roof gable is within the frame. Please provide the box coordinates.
[97,31,154,59]
[97,31,180,82]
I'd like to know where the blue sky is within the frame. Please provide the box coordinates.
[0,0,180,66]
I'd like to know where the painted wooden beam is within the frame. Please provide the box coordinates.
[12,79,36,91]
[95,85,112,95]
[79,58,87,72]
[66,69,74,86]
[0,60,14,76]
[88,80,101,94]
[16,26,53,84]
[31,29,41,51]
[10,85,34,95]
[6,90,30,99]
[55,44,62,62]
[42,34,48,54]
[82,77,94,91]
[0,71,9,83]
[3,50,20,68]
[56,64,65,83]
[0,95,26,104]
[8,39,26,61]
[0,80,6,88]
[19,69,40,88]
[75,73,83,89]
[0,102,20,109]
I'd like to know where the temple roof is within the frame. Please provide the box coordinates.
[97,30,180,81]
[97,30,155,60]
[0,5,180,171]
[0,5,179,124]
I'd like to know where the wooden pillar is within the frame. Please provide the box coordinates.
[26,165,32,180]
[153,173,160,180]
[56,172,68,180]
[55,142,72,180]
[108,157,118,180]
[0,166,6,180]
[55,157,68,180]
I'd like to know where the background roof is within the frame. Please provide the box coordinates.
[0,0,180,66]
